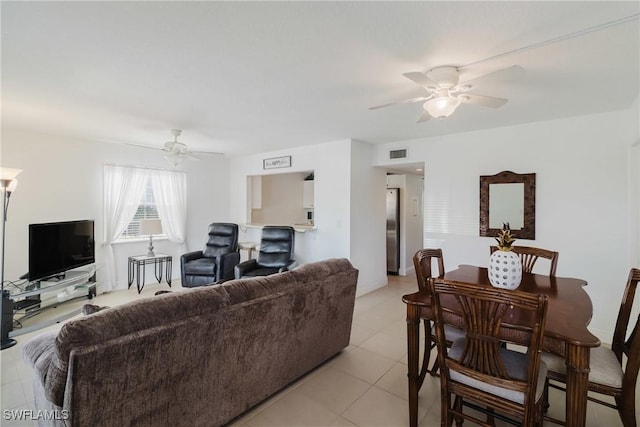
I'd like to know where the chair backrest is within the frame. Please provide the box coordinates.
[429,278,548,425]
[413,249,445,293]
[612,268,640,387]
[257,226,295,267]
[490,245,558,276]
[202,223,239,258]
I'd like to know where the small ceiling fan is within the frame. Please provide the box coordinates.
[128,129,222,166]
[370,65,523,123]
[161,129,201,166]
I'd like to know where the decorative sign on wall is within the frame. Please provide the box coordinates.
[263,156,292,170]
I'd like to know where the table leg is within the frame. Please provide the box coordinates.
[564,344,590,427]
[154,259,163,283]
[137,262,145,294]
[127,259,134,289]
[166,258,172,287]
[407,304,421,427]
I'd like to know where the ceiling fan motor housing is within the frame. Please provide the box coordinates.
[426,66,460,89]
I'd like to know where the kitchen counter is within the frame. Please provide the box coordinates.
[242,223,316,233]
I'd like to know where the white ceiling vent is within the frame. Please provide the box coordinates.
[389,149,407,159]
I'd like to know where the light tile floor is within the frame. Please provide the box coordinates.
[0,275,633,426]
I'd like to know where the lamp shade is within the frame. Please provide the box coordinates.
[424,96,461,118]
[0,168,22,181]
[0,168,22,191]
[139,219,163,235]
[6,180,18,193]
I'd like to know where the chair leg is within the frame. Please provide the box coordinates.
[536,399,545,427]
[543,378,550,413]
[418,319,431,387]
[453,396,464,427]
[430,353,441,376]
[617,393,637,427]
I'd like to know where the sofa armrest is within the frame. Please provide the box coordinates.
[234,259,257,279]
[278,260,298,273]
[217,251,240,281]
[22,332,59,402]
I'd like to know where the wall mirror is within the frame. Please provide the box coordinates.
[479,170,536,240]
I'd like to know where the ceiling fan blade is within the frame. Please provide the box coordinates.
[125,143,163,151]
[402,72,439,88]
[460,94,508,108]
[459,65,525,86]
[192,150,224,156]
[417,110,432,123]
[369,96,430,110]
[184,152,201,161]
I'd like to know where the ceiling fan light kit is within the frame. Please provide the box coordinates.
[423,96,461,118]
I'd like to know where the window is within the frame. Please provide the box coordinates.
[104,165,186,292]
[120,178,163,239]
[104,165,186,244]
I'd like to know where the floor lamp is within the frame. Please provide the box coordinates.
[1,167,22,350]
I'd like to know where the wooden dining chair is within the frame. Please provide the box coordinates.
[429,278,549,427]
[542,268,640,427]
[490,245,559,276]
[413,249,464,381]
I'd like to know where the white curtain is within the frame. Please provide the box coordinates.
[150,169,188,254]
[103,165,147,291]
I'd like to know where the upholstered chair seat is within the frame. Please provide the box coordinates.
[542,348,623,389]
[450,339,548,404]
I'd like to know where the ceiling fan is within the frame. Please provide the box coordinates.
[370,65,523,123]
[129,129,222,166]
[161,129,201,166]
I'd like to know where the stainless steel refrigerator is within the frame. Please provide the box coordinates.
[386,188,400,274]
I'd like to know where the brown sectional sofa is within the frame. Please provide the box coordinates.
[22,258,358,426]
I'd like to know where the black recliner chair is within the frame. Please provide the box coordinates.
[181,223,240,287]
[234,226,297,279]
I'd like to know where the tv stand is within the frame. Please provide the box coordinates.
[8,266,97,337]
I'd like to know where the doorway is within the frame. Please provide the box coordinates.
[384,162,425,277]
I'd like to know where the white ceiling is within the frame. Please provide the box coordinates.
[2,2,639,157]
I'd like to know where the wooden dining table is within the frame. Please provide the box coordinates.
[403,265,600,427]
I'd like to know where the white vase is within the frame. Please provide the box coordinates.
[488,250,522,289]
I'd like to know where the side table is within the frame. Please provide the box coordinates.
[238,242,259,260]
[128,254,172,294]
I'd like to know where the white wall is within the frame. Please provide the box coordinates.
[374,107,639,341]
[1,128,229,291]
[228,139,388,295]
[350,140,387,294]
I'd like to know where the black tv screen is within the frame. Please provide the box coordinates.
[28,220,95,282]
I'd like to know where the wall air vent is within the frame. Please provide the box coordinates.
[389,149,407,159]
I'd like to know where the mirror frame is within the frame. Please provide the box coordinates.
[479,170,536,240]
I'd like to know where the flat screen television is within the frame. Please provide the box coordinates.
[28,220,95,282]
